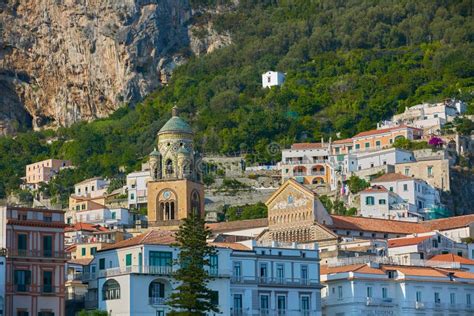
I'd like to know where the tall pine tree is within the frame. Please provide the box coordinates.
[167,214,219,315]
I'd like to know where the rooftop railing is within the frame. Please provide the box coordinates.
[231,276,319,287]
[326,255,460,269]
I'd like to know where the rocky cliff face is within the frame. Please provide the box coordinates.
[0,0,231,134]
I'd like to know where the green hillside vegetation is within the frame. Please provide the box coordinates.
[0,0,473,201]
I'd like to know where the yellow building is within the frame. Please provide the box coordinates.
[147,107,204,227]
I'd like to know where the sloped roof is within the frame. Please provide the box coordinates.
[65,222,109,233]
[388,235,432,248]
[68,258,94,266]
[290,142,324,150]
[320,264,385,275]
[209,242,251,251]
[328,215,427,235]
[361,185,388,193]
[332,138,353,144]
[429,254,474,265]
[353,125,420,138]
[421,214,474,231]
[372,173,415,182]
[207,218,269,233]
[392,266,448,278]
[100,230,176,251]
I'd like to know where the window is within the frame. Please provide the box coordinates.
[209,254,218,276]
[404,168,410,176]
[375,140,381,147]
[366,196,375,205]
[81,248,86,256]
[42,271,53,293]
[434,292,440,303]
[149,251,172,273]
[111,212,116,219]
[276,264,284,283]
[427,166,433,177]
[233,262,241,280]
[301,295,310,314]
[389,186,393,192]
[467,294,471,305]
[90,247,97,255]
[403,184,408,191]
[149,280,165,305]
[99,258,105,270]
[382,287,388,299]
[14,270,31,292]
[338,286,343,299]
[416,291,422,302]
[102,279,120,300]
[259,263,268,281]
[260,294,269,314]
[125,254,132,267]
[301,265,308,284]
[277,295,286,314]
[379,199,386,205]
[43,215,52,222]
[432,239,438,248]
[38,312,54,316]
[17,312,29,316]
[355,144,360,150]
[130,193,135,201]
[367,287,373,298]
[210,291,219,305]
[365,142,370,148]
[17,234,27,254]
[233,294,242,313]
[450,293,455,305]
[43,235,52,257]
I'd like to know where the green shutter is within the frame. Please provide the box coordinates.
[99,258,105,270]
[81,248,86,256]
[126,253,132,266]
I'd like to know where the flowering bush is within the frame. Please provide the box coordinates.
[428,136,444,148]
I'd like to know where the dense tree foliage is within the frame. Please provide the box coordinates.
[0,0,472,200]
[225,202,268,221]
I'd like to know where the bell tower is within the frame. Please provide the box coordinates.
[147,106,204,227]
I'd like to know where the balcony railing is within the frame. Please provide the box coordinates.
[231,276,318,287]
[8,249,70,259]
[149,297,167,306]
[310,171,325,176]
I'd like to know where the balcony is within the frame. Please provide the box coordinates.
[149,297,167,306]
[231,276,319,287]
[98,265,231,279]
[310,171,325,176]
[415,301,424,309]
[8,249,70,259]
[14,284,30,292]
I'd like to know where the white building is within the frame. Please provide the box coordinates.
[387,232,467,263]
[231,240,322,316]
[321,260,474,316]
[262,71,285,88]
[75,177,109,198]
[74,207,131,229]
[370,173,440,216]
[359,185,422,221]
[349,147,414,172]
[84,230,322,316]
[126,170,151,209]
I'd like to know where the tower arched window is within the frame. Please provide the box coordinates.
[166,159,174,176]
[102,279,120,300]
[191,191,201,215]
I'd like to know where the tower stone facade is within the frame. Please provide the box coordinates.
[147,107,204,227]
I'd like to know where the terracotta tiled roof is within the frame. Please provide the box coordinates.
[391,266,448,278]
[320,264,385,275]
[209,242,251,251]
[429,254,474,265]
[332,138,353,144]
[361,185,388,193]
[372,173,415,182]
[328,215,428,235]
[207,218,269,233]
[65,244,77,252]
[421,214,474,231]
[353,125,420,138]
[100,230,176,251]
[290,143,324,150]
[447,270,474,280]
[65,222,109,233]
[68,258,94,266]
[388,235,432,248]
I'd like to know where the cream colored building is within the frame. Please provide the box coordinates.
[395,158,450,191]
[25,159,72,189]
[147,107,204,227]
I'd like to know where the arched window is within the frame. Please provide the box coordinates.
[149,280,165,305]
[191,191,201,215]
[102,279,120,300]
[166,159,174,176]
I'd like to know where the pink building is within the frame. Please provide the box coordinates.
[0,206,68,316]
[25,159,72,189]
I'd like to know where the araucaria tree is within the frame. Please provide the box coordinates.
[167,214,219,315]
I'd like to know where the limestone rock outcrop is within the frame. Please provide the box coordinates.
[0,0,231,133]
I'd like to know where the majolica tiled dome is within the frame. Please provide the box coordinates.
[158,106,193,135]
